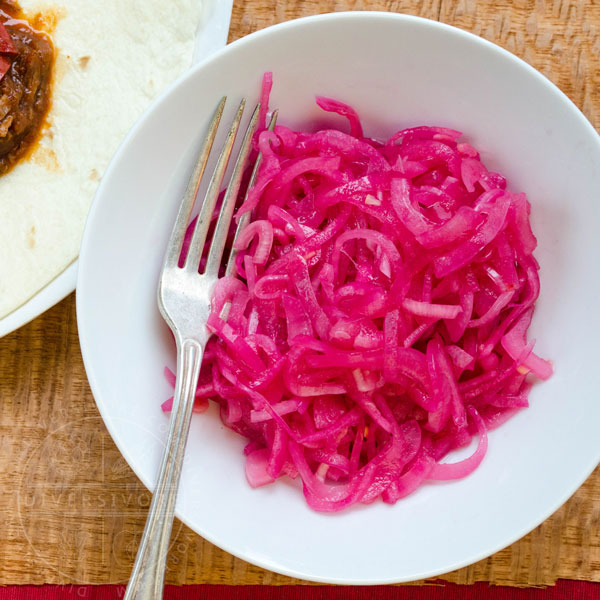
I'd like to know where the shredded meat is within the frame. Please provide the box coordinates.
[0,1,53,175]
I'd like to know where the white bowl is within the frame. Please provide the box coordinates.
[77,12,600,584]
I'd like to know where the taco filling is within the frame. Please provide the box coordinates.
[0,0,53,176]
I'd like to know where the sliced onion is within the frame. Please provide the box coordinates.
[166,73,552,513]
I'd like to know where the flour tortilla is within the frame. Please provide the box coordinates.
[0,0,203,319]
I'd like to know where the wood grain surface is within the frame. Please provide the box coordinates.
[0,0,599,587]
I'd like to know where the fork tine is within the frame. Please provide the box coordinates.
[184,99,246,272]
[225,109,279,278]
[163,97,226,268]
[204,103,260,277]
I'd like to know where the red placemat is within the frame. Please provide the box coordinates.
[0,581,599,599]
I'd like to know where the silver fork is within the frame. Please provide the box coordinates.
[124,98,277,600]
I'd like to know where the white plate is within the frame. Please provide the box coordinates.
[0,261,78,337]
[77,12,600,584]
[0,0,233,338]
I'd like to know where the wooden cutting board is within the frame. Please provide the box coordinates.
[0,0,598,587]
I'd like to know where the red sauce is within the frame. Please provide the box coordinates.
[0,0,54,176]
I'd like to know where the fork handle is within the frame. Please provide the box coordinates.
[124,338,203,600]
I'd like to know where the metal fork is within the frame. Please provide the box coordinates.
[124,98,276,600]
